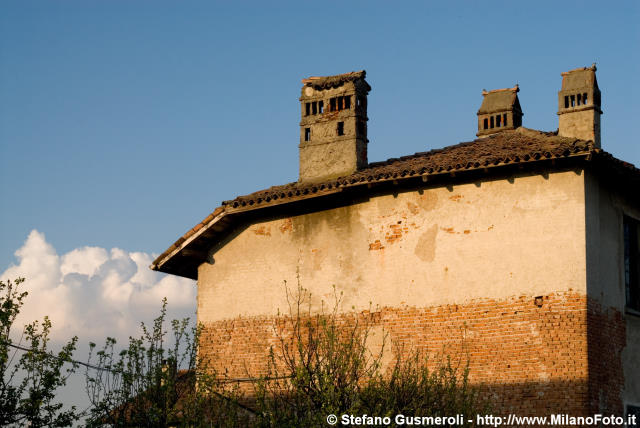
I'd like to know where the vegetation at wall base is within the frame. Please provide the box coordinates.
[1,277,488,427]
[85,298,250,427]
[250,283,488,427]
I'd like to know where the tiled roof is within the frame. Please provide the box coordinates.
[222,128,592,209]
[150,127,639,279]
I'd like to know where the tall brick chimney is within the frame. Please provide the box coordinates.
[557,64,602,147]
[299,71,370,182]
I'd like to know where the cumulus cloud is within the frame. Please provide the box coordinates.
[1,230,196,346]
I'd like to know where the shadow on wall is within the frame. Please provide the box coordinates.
[198,292,628,417]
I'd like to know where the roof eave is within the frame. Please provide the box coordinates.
[152,151,603,279]
[150,208,227,279]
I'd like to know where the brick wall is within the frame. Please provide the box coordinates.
[199,292,625,417]
[587,299,626,415]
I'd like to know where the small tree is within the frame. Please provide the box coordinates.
[0,277,79,427]
[253,282,488,427]
[254,284,383,427]
[85,298,248,427]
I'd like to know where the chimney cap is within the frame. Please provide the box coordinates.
[481,84,519,96]
[559,64,600,95]
[560,63,597,77]
[477,85,522,115]
[301,70,369,91]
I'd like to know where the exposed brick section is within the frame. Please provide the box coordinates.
[252,226,271,236]
[199,293,625,417]
[384,223,409,244]
[368,240,384,251]
[587,300,626,415]
[279,218,293,233]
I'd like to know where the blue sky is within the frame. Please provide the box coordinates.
[0,0,638,416]
[1,1,639,328]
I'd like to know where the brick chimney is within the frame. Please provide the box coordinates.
[476,85,523,137]
[299,71,370,182]
[557,64,602,147]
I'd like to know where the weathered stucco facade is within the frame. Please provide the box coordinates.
[152,66,640,418]
[198,171,586,320]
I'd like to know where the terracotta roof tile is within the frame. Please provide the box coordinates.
[223,128,593,208]
[150,127,639,278]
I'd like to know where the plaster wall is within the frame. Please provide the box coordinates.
[198,169,587,323]
[559,109,601,147]
[298,137,366,182]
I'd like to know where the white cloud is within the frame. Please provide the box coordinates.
[60,246,108,277]
[1,230,196,346]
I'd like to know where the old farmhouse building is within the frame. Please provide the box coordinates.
[152,66,640,417]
